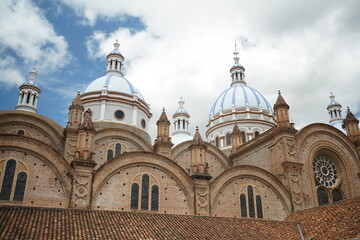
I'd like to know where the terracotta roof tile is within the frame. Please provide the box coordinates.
[286,197,360,240]
[0,206,301,240]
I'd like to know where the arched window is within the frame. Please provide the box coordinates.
[115,60,118,70]
[17,130,25,136]
[317,188,329,206]
[141,174,149,210]
[130,183,139,209]
[240,132,246,143]
[256,195,263,218]
[151,185,159,211]
[0,160,17,200]
[334,111,337,117]
[107,149,113,161]
[226,133,231,146]
[182,119,185,129]
[115,144,121,157]
[26,92,31,104]
[178,119,180,129]
[240,194,247,217]
[247,185,255,217]
[215,137,219,147]
[332,188,343,202]
[13,172,27,201]
[32,95,36,105]
[254,131,260,137]
[110,60,113,69]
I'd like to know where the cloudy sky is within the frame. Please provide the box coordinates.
[1,0,359,141]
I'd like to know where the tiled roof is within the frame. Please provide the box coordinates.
[0,206,301,240]
[286,197,360,240]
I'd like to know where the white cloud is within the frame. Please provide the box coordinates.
[0,0,71,88]
[63,0,360,140]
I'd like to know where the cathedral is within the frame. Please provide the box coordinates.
[0,40,359,235]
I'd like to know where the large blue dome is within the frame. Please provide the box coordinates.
[81,74,145,101]
[209,84,273,118]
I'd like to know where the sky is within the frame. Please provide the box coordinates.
[1,0,360,142]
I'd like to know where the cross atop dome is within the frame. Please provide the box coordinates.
[233,41,240,66]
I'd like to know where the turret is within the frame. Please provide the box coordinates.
[67,91,84,129]
[274,91,291,127]
[231,124,242,149]
[153,108,173,158]
[189,127,210,178]
[15,68,41,113]
[70,108,97,209]
[343,107,360,145]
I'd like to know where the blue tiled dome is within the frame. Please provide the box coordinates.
[81,74,145,101]
[209,84,273,118]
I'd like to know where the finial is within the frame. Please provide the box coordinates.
[233,40,239,65]
[162,107,165,112]
[347,106,350,111]
[278,90,281,95]
[196,126,199,131]
[28,67,37,81]
[114,39,120,51]
[77,90,80,95]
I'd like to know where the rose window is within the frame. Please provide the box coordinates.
[313,155,338,187]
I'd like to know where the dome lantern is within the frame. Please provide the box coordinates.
[230,41,246,87]
[105,39,125,76]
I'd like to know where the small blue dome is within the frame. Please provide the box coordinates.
[209,84,273,118]
[81,74,145,101]
[175,108,188,114]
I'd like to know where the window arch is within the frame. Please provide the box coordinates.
[17,130,25,136]
[240,132,246,143]
[151,185,159,211]
[115,144,121,157]
[131,174,160,211]
[215,137,219,147]
[332,188,343,202]
[317,188,329,206]
[141,174,150,210]
[226,133,231,146]
[256,195,263,218]
[130,183,139,209]
[247,185,255,217]
[0,160,16,200]
[254,131,260,137]
[21,92,25,103]
[26,92,31,104]
[0,160,27,202]
[107,149,113,161]
[313,154,343,206]
[240,194,247,217]
[240,185,263,219]
[13,172,27,201]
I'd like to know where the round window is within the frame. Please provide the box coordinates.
[141,119,146,129]
[313,155,338,188]
[114,110,125,120]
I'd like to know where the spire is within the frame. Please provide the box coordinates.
[231,124,241,135]
[154,108,173,158]
[274,90,289,110]
[345,107,359,123]
[105,40,125,76]
[15,67,41,113]
[231,124,242,149]
[159,107,170,122]
[230,41,246,87]
[192,127,204,146]
[274,91,291,127]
